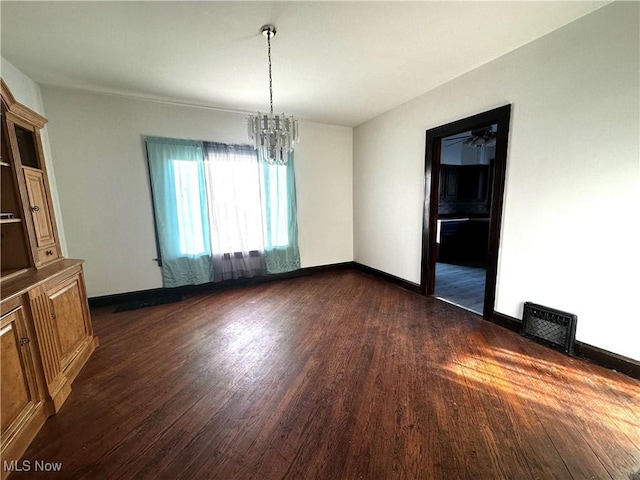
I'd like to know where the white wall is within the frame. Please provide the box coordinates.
[353,2,639,360]
[39,87,353,297]
[1,57,67,253]
[2,58,44,111]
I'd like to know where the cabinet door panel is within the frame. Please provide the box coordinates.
[1,307,39,438]
[48,276,89,370]
[23,167,56,249]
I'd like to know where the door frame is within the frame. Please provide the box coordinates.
[421,105,511,319]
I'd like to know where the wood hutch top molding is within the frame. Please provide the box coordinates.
[1,78,48,129]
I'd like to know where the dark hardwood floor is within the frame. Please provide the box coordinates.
[15,270,640,479]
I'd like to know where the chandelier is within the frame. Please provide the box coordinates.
[248,25,298,165]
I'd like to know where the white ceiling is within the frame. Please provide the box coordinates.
[1,1,609,127]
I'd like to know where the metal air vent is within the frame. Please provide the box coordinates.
[521,302,577,354]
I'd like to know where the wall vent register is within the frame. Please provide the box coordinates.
[521,302,577,355]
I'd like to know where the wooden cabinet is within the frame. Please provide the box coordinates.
[1,105,32,275]
[0,297,49,474]
[1,306,38,432]
[23,167,59,264]
[1,265,98,476]
[22,262,97,413]
[437,219,490,267]
[440,165,489,201]
[440,165,459,199]
[1,79,60,276]
[1,80,97,476]
[44,267,94,383]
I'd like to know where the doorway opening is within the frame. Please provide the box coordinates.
[421,105,511,319]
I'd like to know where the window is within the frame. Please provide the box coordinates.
[145,136,300,288]
[203,143,264,255]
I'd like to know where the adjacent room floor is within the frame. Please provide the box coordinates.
[435,262,486,314]
[19,270,640,479]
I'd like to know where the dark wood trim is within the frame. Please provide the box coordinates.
[574,342,640,380]
[489,311,640,380]
[490,311,521,332]
[352,262,422,294]
[421,137,441,295]
[484,107,511,320]
[422,105,512,321]
[90,262,424,308]
[89,286,181,308]
[88,262,355,307]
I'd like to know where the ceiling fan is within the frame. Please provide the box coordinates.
[443,128,496,147]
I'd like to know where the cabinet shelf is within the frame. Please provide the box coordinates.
[0,160,10,167]
[0,217,22,224]
[0,267,29,281]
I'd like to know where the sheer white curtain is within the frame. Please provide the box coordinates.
[203,143,266,281]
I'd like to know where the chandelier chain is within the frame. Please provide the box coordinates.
[267,30,274,115]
